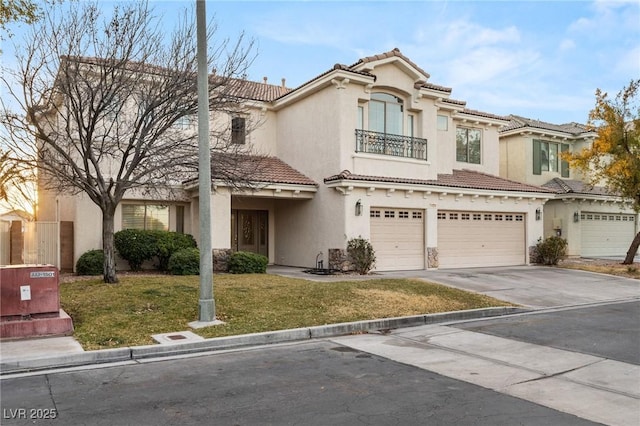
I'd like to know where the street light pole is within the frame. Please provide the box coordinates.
[195,0,215,323]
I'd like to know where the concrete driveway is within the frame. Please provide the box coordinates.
[378,265,640,308]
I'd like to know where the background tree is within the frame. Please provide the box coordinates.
[1,1,261,282]
[0,148,37,217]
[565,79,640,264]
[0,0,39,32]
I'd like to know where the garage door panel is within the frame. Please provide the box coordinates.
[438,211,525,268]
[581,213,635,257]
[370,208,424,271]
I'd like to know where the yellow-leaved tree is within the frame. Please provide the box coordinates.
[565,79,640,264]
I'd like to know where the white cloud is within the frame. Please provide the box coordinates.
[614,44,640,75]
[441,20,521,48]
[559,39,576,51]
[446,47,539,87]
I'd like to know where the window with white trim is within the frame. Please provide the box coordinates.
[370,93,403,135]
[122,204,169,231]
[437,115,448,131]
[456,127,481,164]
[533,140,570,177]
[231,117,246,144]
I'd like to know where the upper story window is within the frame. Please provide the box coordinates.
[231,117,246,144]
[533,140,569,177]
[369,93,403,135]
[437,115,448,131]
[174,115,192,130]
[456,127,481,164]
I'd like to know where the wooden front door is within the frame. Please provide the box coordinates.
[231,210,268,256]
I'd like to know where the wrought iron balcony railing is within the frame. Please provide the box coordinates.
[355,129,428,161]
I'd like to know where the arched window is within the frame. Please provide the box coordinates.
[369,93,403,135]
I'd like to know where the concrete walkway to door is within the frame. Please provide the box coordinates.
[379,265,640,309]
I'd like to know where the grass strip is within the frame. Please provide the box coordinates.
[61,274,512,350]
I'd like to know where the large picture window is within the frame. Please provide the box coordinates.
[456,127,481,164]
[533,140,569,177]
[122,204,169,231]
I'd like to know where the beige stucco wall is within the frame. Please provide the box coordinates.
[543,198,637,257]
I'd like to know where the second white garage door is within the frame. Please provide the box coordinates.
[370,208,424,271]
[581,212,636,257]
[438,211,526,268]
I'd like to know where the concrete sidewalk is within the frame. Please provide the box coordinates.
[333,317,639,426]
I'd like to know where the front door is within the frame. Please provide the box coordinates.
[231,210,268,256]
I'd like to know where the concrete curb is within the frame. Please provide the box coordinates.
[1,306,526,375]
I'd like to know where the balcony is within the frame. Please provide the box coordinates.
[355,129,428,161]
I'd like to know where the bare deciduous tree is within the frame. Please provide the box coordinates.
[1,1,262,282]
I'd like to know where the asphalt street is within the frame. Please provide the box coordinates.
[3,301,638,426]
[1,341,597,426]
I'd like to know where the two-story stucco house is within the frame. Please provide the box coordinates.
[40,49,553,271]
[499,115,639,257]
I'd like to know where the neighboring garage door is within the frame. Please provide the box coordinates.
[438,211,526,268]
[370,208,424,271]
[581,212,636,257]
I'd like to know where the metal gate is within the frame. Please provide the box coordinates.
[0,220,9,265]
[23,221,59,267]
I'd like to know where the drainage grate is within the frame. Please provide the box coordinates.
[151,331,205,345]
[167,334,187,340]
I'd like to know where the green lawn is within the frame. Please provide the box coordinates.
[60,274,512,350]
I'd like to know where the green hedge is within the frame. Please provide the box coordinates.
[227,251,268,274]
[151,231,197,271]
[76,249,104,275]
[114,229,156,271]
[168,248,200,275]
[114,229,197,271]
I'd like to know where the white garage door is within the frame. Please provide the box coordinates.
[438,211,526,268]
[581,212,636,257]
[370,208,424,271]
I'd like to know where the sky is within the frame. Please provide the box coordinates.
[165,0,638,125]
[2,0,639,125]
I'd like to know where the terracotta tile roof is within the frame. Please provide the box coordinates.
[217,155,317,186]
[183,155,317,187]
[245,156,317,186]
[460,108,509,122]
[324,169,553,194]
[501,115,594,136]
[543,178,614,196]
[226,78,292,102]
[441,98,466,107]
[418,81,452,93]
[349,48,432,79]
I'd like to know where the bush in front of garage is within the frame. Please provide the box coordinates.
[347,237,376,274]
[534,236,568,265]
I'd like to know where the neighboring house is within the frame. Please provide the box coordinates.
[40,49,554,271]
[499,115,638,257]
[0,209,34,223]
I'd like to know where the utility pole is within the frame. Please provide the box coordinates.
[192,0,215,325]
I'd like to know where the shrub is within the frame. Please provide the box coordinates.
[168,248,200,275]
[535,236,568,265]
[114,229,156,271]
[76,249,104,275]
[227,251,268,274]
[347,237,376,274]
[152,231,197,271]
